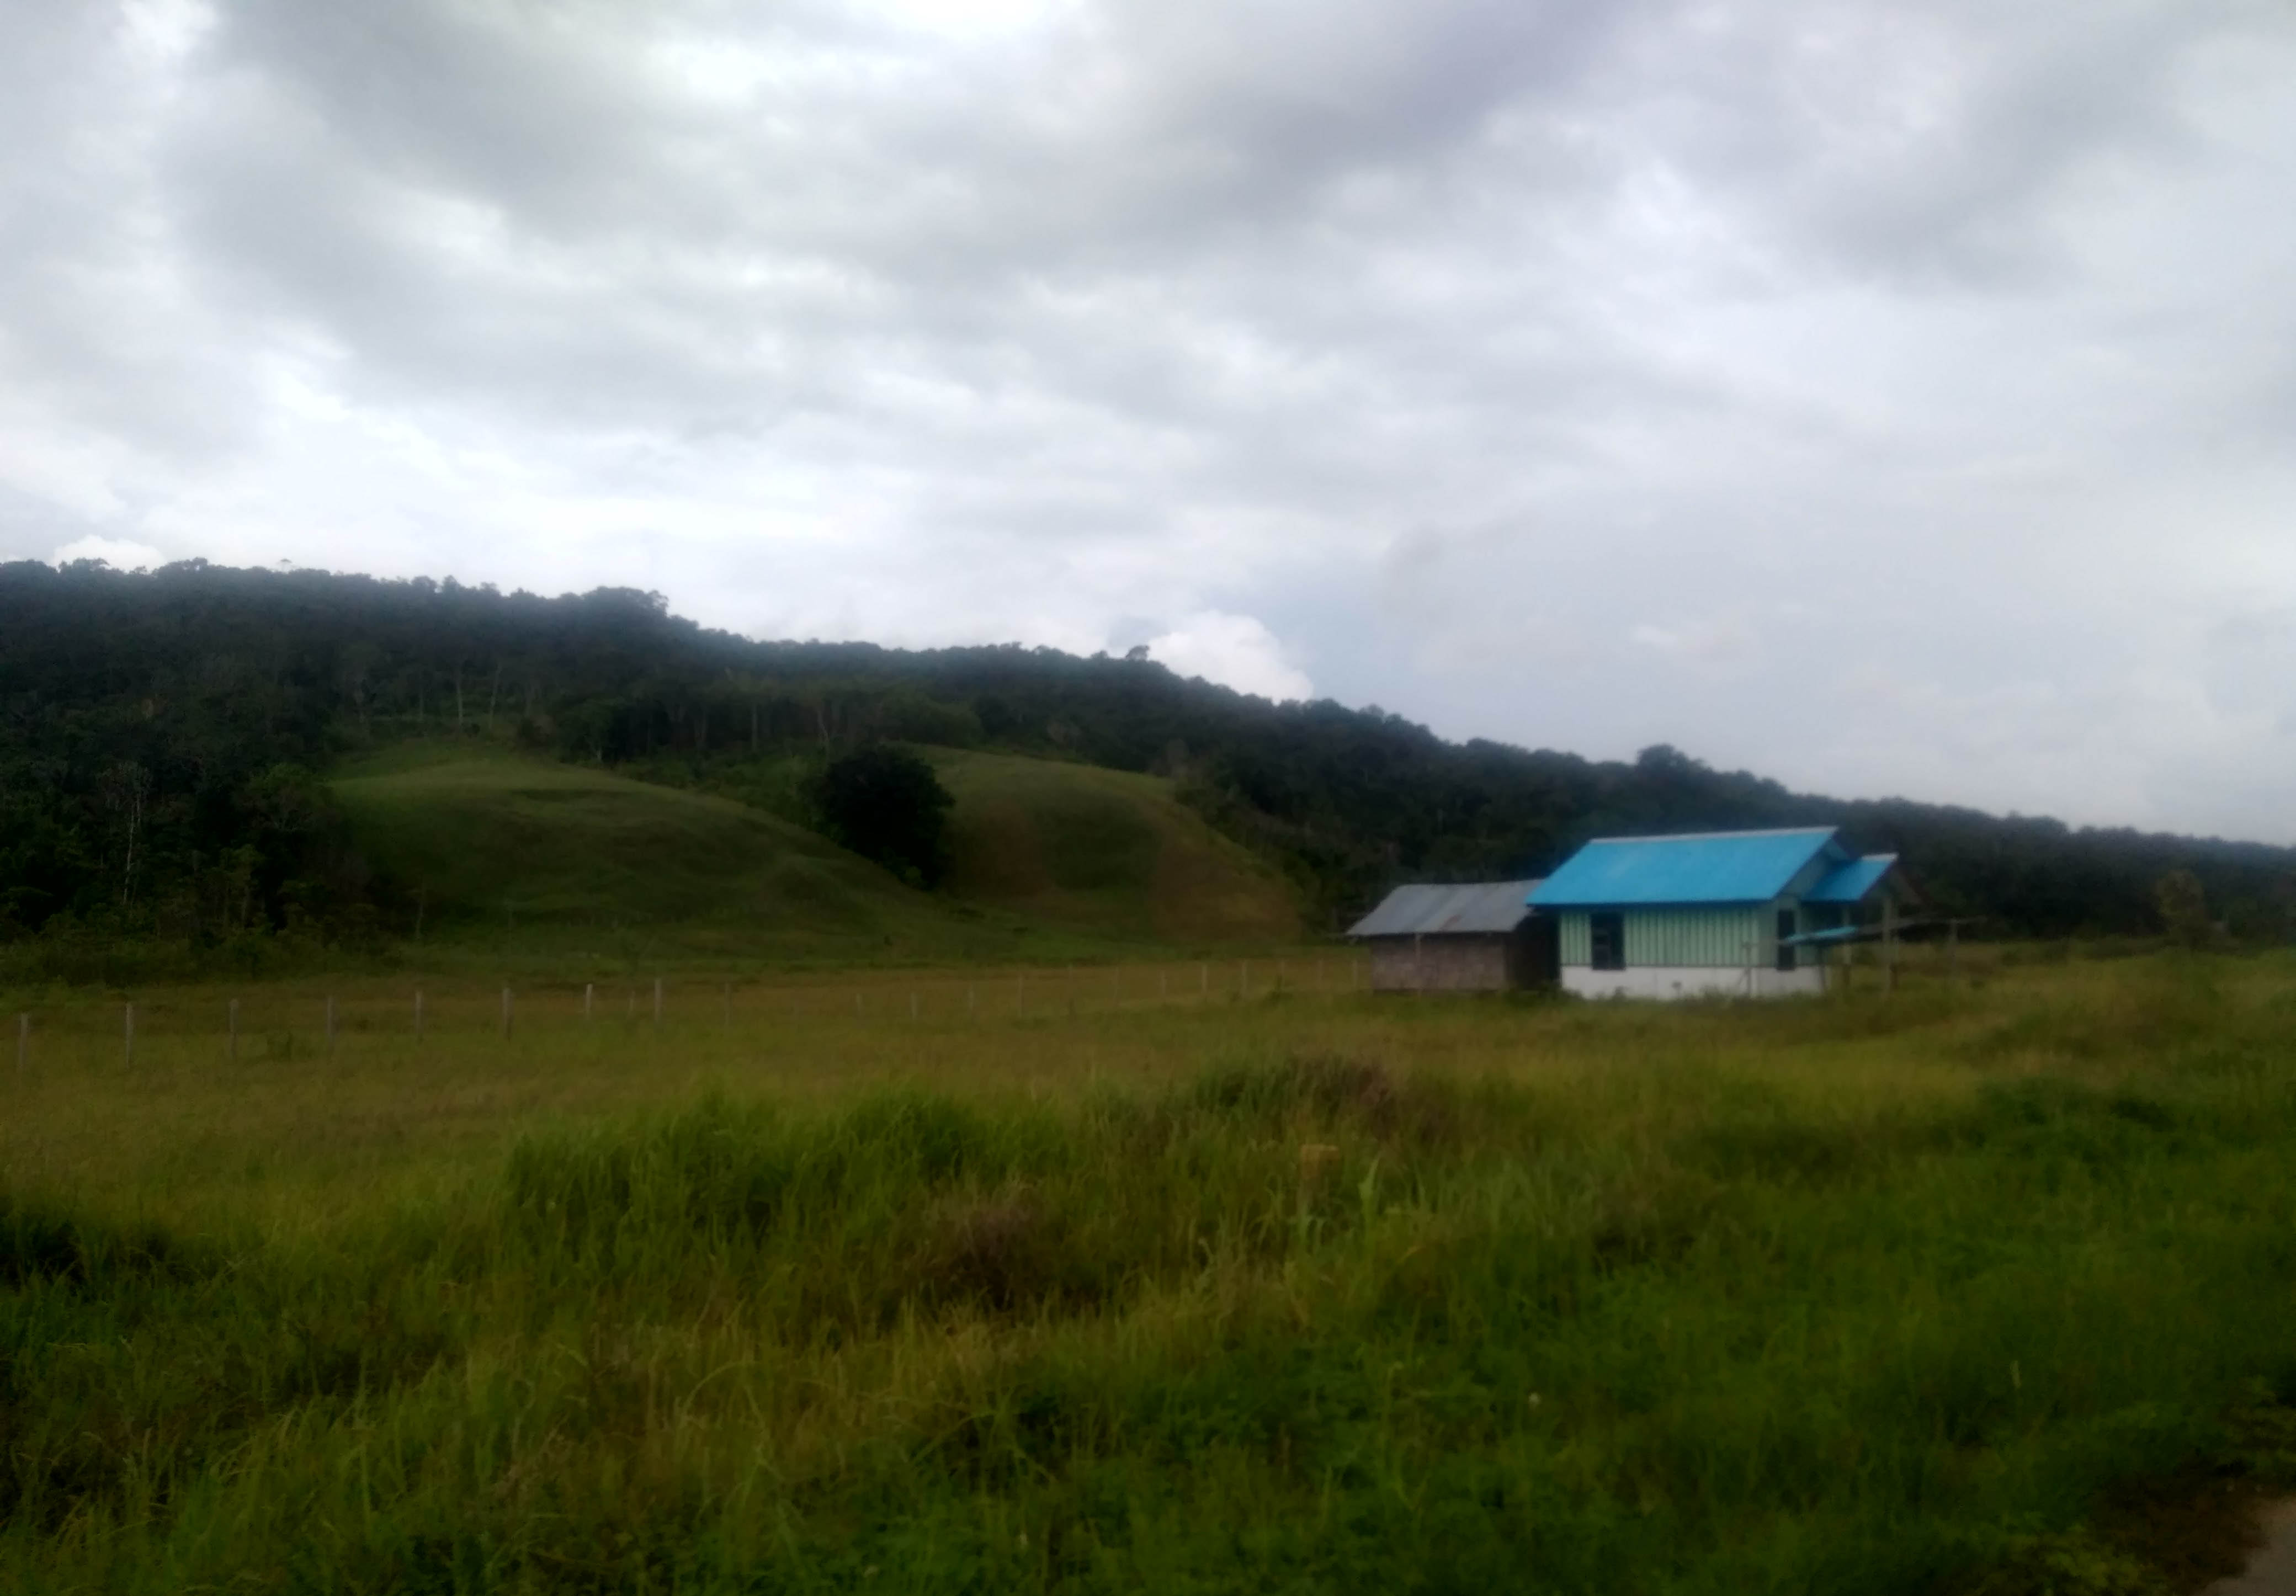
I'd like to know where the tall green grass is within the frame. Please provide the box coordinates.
[4,956,2295,1592]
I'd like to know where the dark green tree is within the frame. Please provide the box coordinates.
[812,745,954,887]
[2155,869,2211,949]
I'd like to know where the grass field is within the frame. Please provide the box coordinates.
[926,749,1303,945]
[5,953,2296,1593]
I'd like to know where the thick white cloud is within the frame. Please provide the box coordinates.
[52,535,166,571]
[3,0,2293,838]
[1147,612,1314,703]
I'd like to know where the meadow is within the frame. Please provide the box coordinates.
[4,950,2296,1593]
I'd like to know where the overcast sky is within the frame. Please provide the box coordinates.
[5,1,2294,840]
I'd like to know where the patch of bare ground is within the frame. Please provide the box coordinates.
[2106,1476,2274,1592]
[2199,1499,2296,1594]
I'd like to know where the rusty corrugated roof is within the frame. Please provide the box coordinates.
[1344,880,1543,938]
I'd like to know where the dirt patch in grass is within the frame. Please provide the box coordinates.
[1976,1382,2296,1594]
[919,1188,1066,1312]
[2098,1475,2273,1592]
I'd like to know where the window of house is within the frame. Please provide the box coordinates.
[1590,911,1625,971]
[1776,908,1798,972]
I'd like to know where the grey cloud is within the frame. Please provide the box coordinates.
[2204,611,2296,722]
[0,9,252,460]
[3,0,2294,838]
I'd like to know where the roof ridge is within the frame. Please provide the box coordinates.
[1587,826,1837,844]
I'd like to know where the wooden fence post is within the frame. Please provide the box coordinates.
[415,988,425,1042]
[1883,897,1899,996]
[584,983,594,1022]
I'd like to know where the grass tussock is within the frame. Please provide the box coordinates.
[3,954,2296,1592]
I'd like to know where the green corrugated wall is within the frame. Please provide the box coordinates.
[1559,913,1590,965]
[1554,903,1782,968]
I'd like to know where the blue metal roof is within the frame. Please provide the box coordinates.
[1528,828,1841,907]
[1805,855,1897,904]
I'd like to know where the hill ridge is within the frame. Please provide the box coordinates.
[3,557,2291,946]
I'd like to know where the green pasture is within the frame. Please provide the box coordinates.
[4,954,2296,1593]
[326,746,1304,971]
[329,746,1006,965]
[925,748,1302,944]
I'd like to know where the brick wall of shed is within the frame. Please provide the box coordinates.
[1367,935,1513,992]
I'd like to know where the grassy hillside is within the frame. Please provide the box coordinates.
[927,748,1302,943]
[331,745,991,962]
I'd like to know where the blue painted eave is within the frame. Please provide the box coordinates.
[1805,855,1898,904]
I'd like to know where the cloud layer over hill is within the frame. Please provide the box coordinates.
[3,1,2293,838]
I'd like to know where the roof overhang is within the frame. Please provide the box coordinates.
[1805,854,1896,905]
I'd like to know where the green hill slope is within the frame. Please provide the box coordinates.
[927,749,1301,943]
[331,747,981,960]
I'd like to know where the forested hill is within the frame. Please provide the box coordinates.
[3,557,2291,948]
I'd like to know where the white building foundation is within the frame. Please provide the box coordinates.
[1561,965,1826,1001]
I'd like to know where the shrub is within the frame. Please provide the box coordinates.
[811,744,954,887]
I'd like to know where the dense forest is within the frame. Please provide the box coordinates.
[4,557,2292,958]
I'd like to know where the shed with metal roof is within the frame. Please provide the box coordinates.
[1344,880,1558,993]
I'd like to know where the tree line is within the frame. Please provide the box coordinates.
[3,557,2290,960]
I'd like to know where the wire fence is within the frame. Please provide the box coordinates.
[7,956,1380,1070]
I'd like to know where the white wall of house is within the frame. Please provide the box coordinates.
[1562,965,1825,1001]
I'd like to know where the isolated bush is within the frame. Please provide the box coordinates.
[2154,869,2212,949]
[811,743,954,887]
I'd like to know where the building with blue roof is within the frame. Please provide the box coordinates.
[1527,828,1911,999]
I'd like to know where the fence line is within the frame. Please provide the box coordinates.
[0,956,1381,1063]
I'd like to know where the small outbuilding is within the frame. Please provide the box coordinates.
[1528,827,1913,1000]
[1344,880,1559,993]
